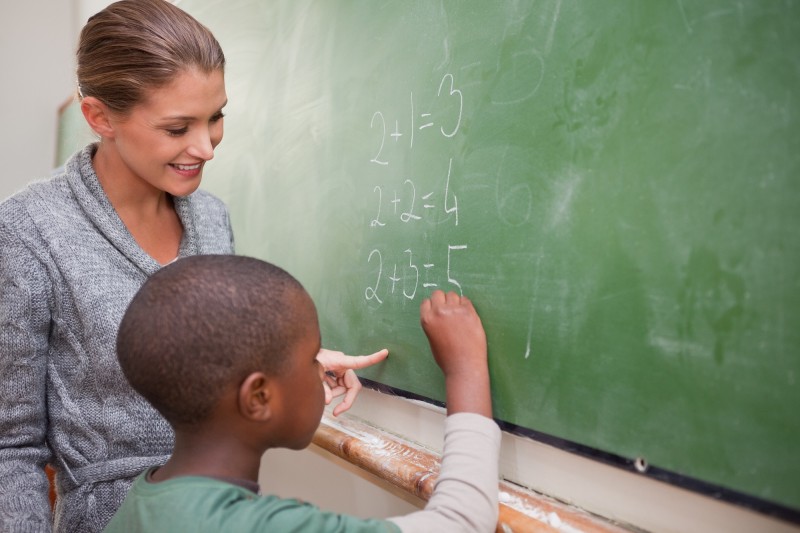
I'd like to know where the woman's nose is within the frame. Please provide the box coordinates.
[187,128,215,161]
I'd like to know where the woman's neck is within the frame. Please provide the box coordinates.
[92,142,184,264]
[92,142,169,212]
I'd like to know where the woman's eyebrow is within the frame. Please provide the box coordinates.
[160,101,228,122]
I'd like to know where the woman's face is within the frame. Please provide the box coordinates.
[105,68,227,197]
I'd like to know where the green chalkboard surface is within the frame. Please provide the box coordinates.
[56,96,96,168]
[58,0,800,518]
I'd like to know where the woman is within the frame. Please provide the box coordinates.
[0,1,386,531]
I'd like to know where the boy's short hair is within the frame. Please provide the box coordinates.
[116,255,315,427]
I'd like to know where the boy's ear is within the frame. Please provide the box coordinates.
[238,372,272,422]
[80,96,116,138]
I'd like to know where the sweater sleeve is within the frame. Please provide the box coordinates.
[0,218,54,532]
[387,413,501,533]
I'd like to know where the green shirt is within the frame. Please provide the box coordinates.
[104,470,401,533]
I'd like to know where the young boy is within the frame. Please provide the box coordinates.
[106,254,500,532]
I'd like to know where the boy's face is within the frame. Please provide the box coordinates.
[271,297,325,450]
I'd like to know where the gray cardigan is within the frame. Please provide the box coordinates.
[0,145,235,532]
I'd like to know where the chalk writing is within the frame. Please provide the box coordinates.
[364,73,470,305]
[369,158,459,227]
[370,73,465,165]
[436,74,463,137]
[364,245,469,304]
[370,112,388,166]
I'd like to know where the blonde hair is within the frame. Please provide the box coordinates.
[77,0,225,114]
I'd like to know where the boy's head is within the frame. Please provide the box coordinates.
[117,254,325,449]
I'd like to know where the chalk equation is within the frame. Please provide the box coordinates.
[370,73,463,166]
[364,73,470,306]
[364,245,469,304]
[370,158,459,227]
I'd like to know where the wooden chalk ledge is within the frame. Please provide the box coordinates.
[313,413,630,533]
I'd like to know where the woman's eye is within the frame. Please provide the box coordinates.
[166,127,188,137]
[210,112,225,123]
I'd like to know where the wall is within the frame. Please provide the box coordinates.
[0,0,79,200]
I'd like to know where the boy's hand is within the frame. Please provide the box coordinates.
[420,290,491,417]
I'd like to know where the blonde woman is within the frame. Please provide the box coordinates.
[0,1,385,531]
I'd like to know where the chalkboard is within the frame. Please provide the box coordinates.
[58,0,800,520]
[56,96,96,168]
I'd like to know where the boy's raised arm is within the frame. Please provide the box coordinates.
[390,290,500,532]
[420,290,491,417]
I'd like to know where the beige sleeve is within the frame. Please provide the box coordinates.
[387,412,501,533]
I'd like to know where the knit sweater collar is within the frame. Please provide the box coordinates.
[65,143,200,276]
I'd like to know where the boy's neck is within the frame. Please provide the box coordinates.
[152,430,264,484]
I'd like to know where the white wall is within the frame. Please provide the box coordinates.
[0,0,79,200]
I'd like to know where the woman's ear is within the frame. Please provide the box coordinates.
[238,372,272,422]
[80,97,116,138]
